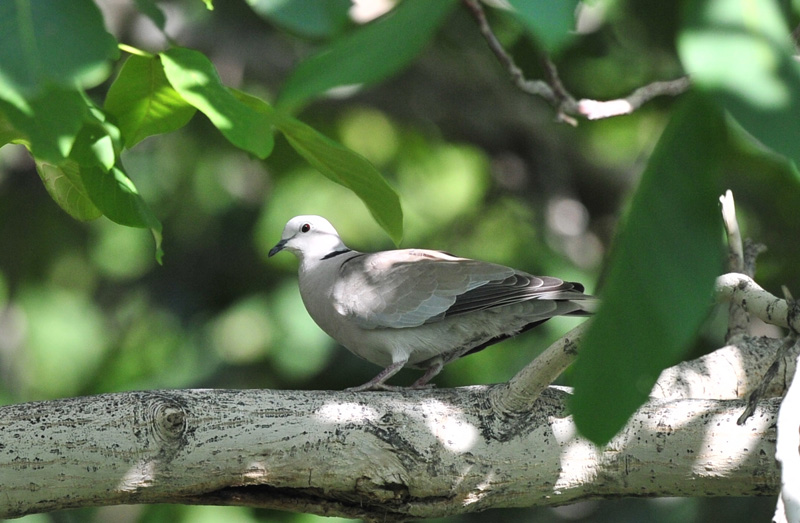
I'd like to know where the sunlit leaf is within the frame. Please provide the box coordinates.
[161,47,275,159]
[277,0,457,110]
[506,0,579,53]
[0,0,117,109]
[70,119,116,171]
[35,160,103,221]
[0,87,88,163]
[679,0,800,165]
[246,0,351,39]
[571,94,725,445]
[275,113,403,244]
[105,54,197,147]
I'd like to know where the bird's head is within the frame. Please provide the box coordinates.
[268,215,348,262]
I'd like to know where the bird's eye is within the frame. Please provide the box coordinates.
[300,223,311,233]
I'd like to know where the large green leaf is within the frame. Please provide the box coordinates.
[679,0,800,166]
[506,0,579,54]
[571,95,725,445]
[80,164,160,229]
[69,117,117,172]
[247,0,352,39]
[35,160,103,222]
[275,114,403,244]
[0,0,118,109]
[105,54,197,148]
[277,0,457,110]
[160,47,275,159]
[0,87,88,163]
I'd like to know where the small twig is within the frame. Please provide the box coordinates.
[719,191,749,340]
[543,57,578,125]
[462,0,559,105]
[720,190,744,273]
[462,0,691,122]
[577,77,691,120]
[491,321,590,414]
[738,333,799,425]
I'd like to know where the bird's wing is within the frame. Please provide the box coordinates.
[445,274,587,316]
[332,249,584,329]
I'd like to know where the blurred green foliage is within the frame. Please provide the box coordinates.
[1,0,798,522]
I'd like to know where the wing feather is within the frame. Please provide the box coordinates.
[333,249,511,328]
[332,249,590,329]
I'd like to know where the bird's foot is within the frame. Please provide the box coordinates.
[344,382,437,392]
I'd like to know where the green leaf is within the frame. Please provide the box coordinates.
[275,114,403,244]
[277,0,457,111]
[0,87,88,163]
[506,0,579,54]
[81,164,164,262]
[0,110,23,147]
[105,54,197,148]
[571,94,725,445]
[679,0,800,164]
[247,0,351,39]
[160,47,275,159]
[70,119,117,172]
[0,0,118,109]
[35,160,103,221]
[81,164,160,229]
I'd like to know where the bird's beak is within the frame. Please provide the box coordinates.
[268,239,287,257]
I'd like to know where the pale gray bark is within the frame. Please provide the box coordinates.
[0,382,781,520]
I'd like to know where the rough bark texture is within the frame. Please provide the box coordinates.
[0,377,782,520]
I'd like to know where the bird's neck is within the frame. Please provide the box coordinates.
[299,246,357,275]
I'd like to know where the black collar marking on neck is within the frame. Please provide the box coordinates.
[321,248,353,260]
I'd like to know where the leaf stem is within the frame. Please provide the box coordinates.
[118,43,155,58]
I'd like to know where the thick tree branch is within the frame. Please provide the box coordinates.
[653,336,797,402]
[0,387,780,520]
[461,0,691,122]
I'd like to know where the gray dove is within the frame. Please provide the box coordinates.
[269,215,596,391]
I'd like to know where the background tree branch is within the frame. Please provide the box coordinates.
[462,0,691,122]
